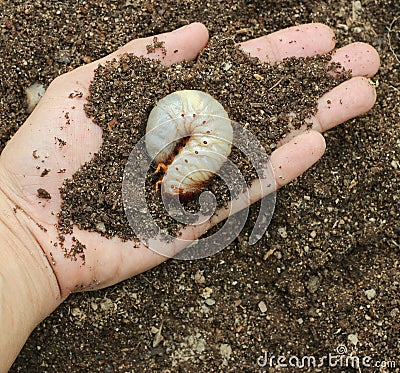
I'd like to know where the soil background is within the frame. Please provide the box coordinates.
[1,1,399,372]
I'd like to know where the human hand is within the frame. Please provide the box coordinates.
[0,22,379,370]
[0,22,379,298]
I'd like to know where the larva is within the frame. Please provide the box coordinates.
[145,90,233,197]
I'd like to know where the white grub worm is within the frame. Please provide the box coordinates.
[145,90,233,197]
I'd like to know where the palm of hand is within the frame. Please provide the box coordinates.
[0,23,379,298]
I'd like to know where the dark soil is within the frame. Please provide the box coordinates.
[58,38,348,242]
[1,1,399,372]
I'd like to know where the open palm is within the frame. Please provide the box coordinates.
[0,22,379,299]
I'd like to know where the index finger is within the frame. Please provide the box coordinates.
[67,23,209,86]
[98,22,209,66]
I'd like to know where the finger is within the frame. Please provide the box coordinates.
[178,131,326,241]
[330,42,380,77]
[58,22,209,91]
[307,76,376,132]
[240,23,336,63]
[90,22,208,69]
[278,76,376,144]
[241,25,380,78]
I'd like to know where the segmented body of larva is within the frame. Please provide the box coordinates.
[145,90,233,197]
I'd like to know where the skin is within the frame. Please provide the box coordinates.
[0,22,379,371]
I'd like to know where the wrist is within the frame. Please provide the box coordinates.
[0,187,61,371]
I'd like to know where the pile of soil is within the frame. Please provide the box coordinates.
[1,1,398,371]
[58,38,348,242]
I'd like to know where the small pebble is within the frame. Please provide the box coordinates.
[306,276,320,293]
[365,289,376,300]
[223,61,232,71]
[258,301,267,313]
[71,307,82,317]
[100,298,115,312]
[278,227,287,238]
[220,344,232,359]
[95,222,106,233]
[194,270,206,284]
[91,302,98,311]
[353,1,362,11]
[201,287,213,299]
[25,82,46,113]
[347,333,359,346]
[390,308,399,318]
